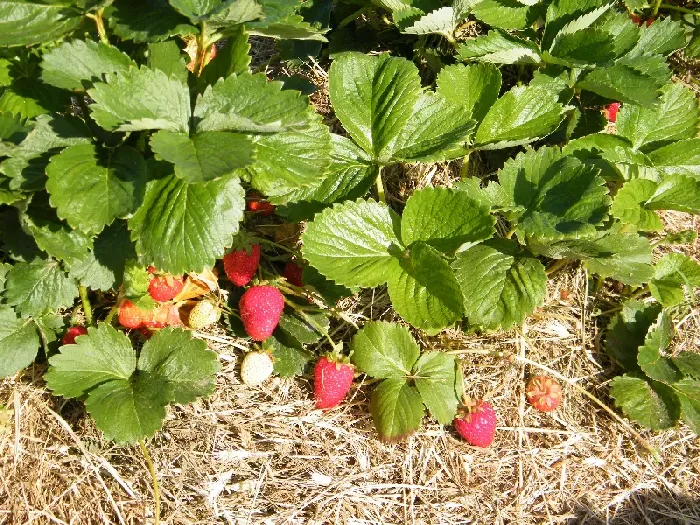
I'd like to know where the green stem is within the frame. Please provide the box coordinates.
[504,229,515,240]
[337,6,369,29]
[78,286,93,326]
[284,298,337,349]
[459,151,471,180]
[105,304,119,326]
[87,9,109,45]
[628,285,650,302]
[375,166,386,204]
[139,440,161,525]
[546,258,570,276]
[659,2,700,15]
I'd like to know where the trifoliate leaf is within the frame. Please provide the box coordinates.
[546,28,616,68]
[301,199,403,289]
[328,53,420,159]
[400,187,495,253]
[388,242,464,333]
[351,321,420,378]
[474,85,569,149]
[650,253,700,308]
[269,336,313,377]
[673,354,700,381]
[542,0,609,50]
[0,306,40,378]
[400,6,459,36]
[452,239,547,330]
[0,1,83,46]
[4,259,78,318]
[46,144,146,235]
[471,0,538,30]
[616,84,699,150]
[89,67,191,133]
[41,40,136,91]
[497,147,611,240]
[673,379,700,435]
[147,41,188,84]
[564,133,649,181]
[576,63,665,107]
[106,0,197,42]
[627,17,685,58]
[436,63,501,122]
[647,139,700,178]
[45,324,136,399]
[194,73,312,133]
[371,378,424,441]
[605,300,661,371]
[150,130,254,183]
[609,373,679,431]
[413,351,459,425]
[637,312,682,384]
[458,31,542,64]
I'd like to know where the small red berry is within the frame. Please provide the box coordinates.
[454,400,497,448]
[239,285,285,341]
[282,261,304,287]
[526,376,563,412]
[223,244,261,286]
[62,326,88,345]
[314,356,354,409]
[147,265,157,274]
[606,102,621,123]
[247,191,275,216]
[118,300,145,329]
[148,274,184,302]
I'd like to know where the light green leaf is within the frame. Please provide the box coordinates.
[673,353,700,381]
[370,378,424,441]
[46,144,146,235]
[4,260,78,318]
[616,84,699,150]
[147,40,188,84]
[605,300,661,371]
[41,39,136,91]
[0,306,40,378]
[471,0,538,30]
[647,139,700,178]
[627,17,685,57]
[637,312,682,384]
[650,253,700,308]
[458,31,542,64]
[168,0,220,21]
[413,351,459,425]
[350,321,420,378]
[328,53,420,159]
[453,239,547,330]
[0,1,83,46]
[401,6,459,36]
[400,187,495,253]
[475,85,569,149]
[436,63,501,122]
[302,199,402,289]
[546,28,615,67]
[576,64,665,107]
[106,0,197,43]
[387,242,464,333]
[150,130,254,183]
[497,147,611,240]
[198,26,251,87]
[89,67,191,133]
[129,162,245,273]
[45,324,136,399]
[609,373,679,431]
[673,379,700,435]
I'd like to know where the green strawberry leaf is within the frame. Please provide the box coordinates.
[122,260,156,309]
[0,306,41,378]
[46,144,146,235]
[278,308,329,345]
[105,0,197,42]
[497,147,611,241]
[474,85,570,149]
[575,63,666,107]
[0,1,84,46]
[129,162,245,273]
[400,6,461,36]
[452,239,547,330]
[673,379,700,435]
[4,259,78,318]
[458,30,542,64]
[673,354,700,381]
[637,311,682,384]
[301,199,403,289]
[41,39,136,91]
[301,266,358,304]
[400,187,495,254]
[247,14,328,41]
[649,253,700,308]
[89,67,191,133]
[564,133,649,182]
[150,130,254,183]
[147,41,189,84]
[269,336,313,377]
[413,351,459,425]
[542,0,610,50]
[609,373,680,431]
[351,321,420,378]
[197,26,251,88]
[616,84,699,150]
[0,208,42,263]
[627,17,685,57]
[605,299,661,372]
[471,0,538,30]
[370,378,424,441]
[387,241,464,333]
[647,139,700,178]
[436,63,502,122]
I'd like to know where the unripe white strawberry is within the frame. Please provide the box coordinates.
[241,351,274,386]
[188,300,219,330]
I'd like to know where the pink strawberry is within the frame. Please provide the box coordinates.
[454,400,497,448]
[118,300,146,329]
[606,102,621,123]
[62,326,88,345]
[223,244,261,286]
[148,274,184,302]
[238,285,284,341]
[526,376,563,412]
[314,356,354,409]
[282,261,304,287]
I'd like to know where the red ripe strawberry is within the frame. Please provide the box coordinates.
[148,274,184,302]
[606,102,621,123]
[314,356,354,409]
[238,285,285,341]
[118,300,145,329]
[147,265,157,274]
[454,400,497,448]
[62,326,88,345]
[526,376,563,412]
[247,191,275,216]
[282,261,304,287]
[223,244,261,286]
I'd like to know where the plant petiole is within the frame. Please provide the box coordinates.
[139,440,161,525]
[78,286,93,326]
